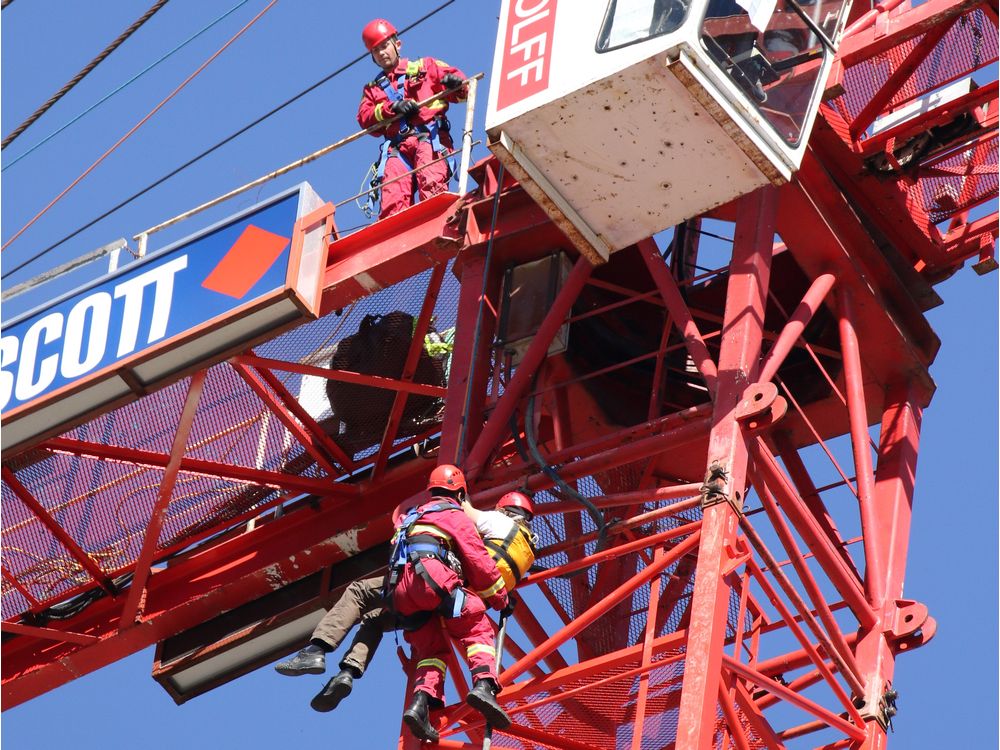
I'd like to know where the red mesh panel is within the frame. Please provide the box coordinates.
[494,652,694,750]
[834,7,998,124]
[2,479,91,610]
[911,136,998,224]
[65,377,192,454]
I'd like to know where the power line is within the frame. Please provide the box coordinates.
[1,0,171,150]
[2,0,250,173]
[1,0,280,255]
[1,0,458,281]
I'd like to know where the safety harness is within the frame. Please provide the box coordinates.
[484,521,537,592]
[360,62,455,218]
[385,501,467,630]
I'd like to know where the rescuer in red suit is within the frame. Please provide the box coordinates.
[389,464,512,742]
[357,18,468,219]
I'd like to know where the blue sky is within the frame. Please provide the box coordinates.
[2,1,996,748]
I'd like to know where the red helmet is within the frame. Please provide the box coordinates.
[427,464,467,494]
[497,491,534,516]
[362,18,397,51]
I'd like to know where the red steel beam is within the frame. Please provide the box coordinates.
[41,437,359,498]
[759,272,837,383]
[722,657,867,741]
[675,187,775,750]
[780,154,940,385]
[229,361,341,477]
[119,370,206,626]
[0,622,98,646]
[439,250,499,465]
[854,380,923,748]
[753,484,866,696]
[837,287,886,608]
[235,353,447,398]
[639,238,719,397]
[728,676,788,750]
[749,439,876,627]
[1,466,111,593]
[526,522,700,585]
[372,262,446,477]
[1,568,40,610]
[630,546,666,750]
[771,431,861,579]
[242,358,357,470]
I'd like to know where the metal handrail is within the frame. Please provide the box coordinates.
[134,73,484,255]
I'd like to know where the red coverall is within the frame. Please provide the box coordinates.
[357,57,467,219]
[392,496,508,703]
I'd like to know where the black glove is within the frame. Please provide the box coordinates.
[393,99,419,120]
[441,73,464,90]
[501,593,518,618]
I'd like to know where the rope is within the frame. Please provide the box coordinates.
[1,0,171,150]
[0,0,278,253]
[1,0,458,280]
[456,163,505,463]
[2,0,250,173]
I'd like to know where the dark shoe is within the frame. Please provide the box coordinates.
[466,679,511,730]
[310,669,354,712]
[274,644,326,676]
[402,691,440,743]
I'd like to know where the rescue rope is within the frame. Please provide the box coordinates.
[456,162,506,463]
[1,0,171,150]
[1,0,279,253]
[2,0,250,173]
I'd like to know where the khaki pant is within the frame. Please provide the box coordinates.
[312,575,395,676]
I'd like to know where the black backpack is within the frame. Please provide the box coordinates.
[325,311,446,449]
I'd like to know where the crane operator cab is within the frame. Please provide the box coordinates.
[486,0,853,263]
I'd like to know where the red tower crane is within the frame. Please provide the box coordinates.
[2,1,996,748]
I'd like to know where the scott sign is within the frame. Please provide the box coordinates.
[1,183,327,451]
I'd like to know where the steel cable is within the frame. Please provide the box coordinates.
[1,0,171,150]
[2,0,250,173]
[1,0,279,254]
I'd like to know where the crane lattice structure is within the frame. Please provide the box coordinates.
[2,1,997,749]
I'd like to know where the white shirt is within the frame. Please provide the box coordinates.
[474,510,518,541]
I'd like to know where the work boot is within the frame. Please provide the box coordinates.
[310,668,356,713]
[466,678,511,730]
[402,691,440,743]
[274,643,326,676]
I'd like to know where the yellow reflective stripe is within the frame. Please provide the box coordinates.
[406,59,423,76]
[417,658,447,673]
[410,524,454,543]
[427,100,447,110]
[374,102,388,122]
[467,644,495,658]
[476,576,505,598]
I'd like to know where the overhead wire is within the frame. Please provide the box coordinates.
[0,0,280,254]
[2,0,250,173]
[1,0,172,150]
[1,0,458,281]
